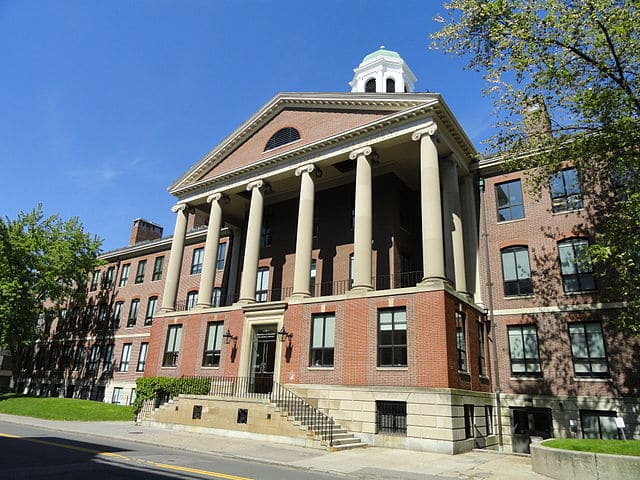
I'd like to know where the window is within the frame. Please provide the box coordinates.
[119,264,130,287]
[580,410,619,439]
[73,346,85,371]
[310,313,335,367]
[477,321,487,376]
[256,267,269,302]
[376,401,406,435]
[501,246,533,296]
[127,299,139,327]
[349,253,354,288]
[211,287,222,308]
[87,345,100,373]
[485,405,494,436]
[129,388,136,406]
[103,344,114,372]
[550,168,583,212]
[309,259,317,296]
[90,271,100,291]
[377,308,407,367]
[508,325,541,375]
[216,243,226,270]
[163,325,182,367]
[456,309,467,372]
[136,343,148,372]
[202,322,223,367]
[496,179,525,221]
[569,322,608,377]
[386,77,395,93]
[365,78,376,92]
[191,247,204,275]
[558,238,596,292]
[97,303,108,322]
[186,291,198,310]
[104,266,115,289]
[112,387,122,404]
[264,127,301,151]
[112,301,124,329]
[145,296,157,325]
[464,405,475,439]
[260,221,272,248]
[119,343,132,372]
[135,260,146,283]
[152,256,164,281]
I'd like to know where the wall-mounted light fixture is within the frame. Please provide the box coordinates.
[277,326,293,343]
[223,328,237,345]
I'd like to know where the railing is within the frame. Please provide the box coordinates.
[147,375,335,446]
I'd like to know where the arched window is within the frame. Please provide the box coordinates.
[264,127,300,151]
[365,78,376,93]
[386,78,395,93]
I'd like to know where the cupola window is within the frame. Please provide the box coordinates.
[365,78,377,93]
[386,78,395,93]
[264,127,301,151]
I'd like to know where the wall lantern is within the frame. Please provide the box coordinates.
[277,326,293,343]
[223,328,237,345]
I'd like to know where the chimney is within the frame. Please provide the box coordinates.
[523,97,552,139]
[129,218,163,245]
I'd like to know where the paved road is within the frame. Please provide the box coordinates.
[0,422,344,480]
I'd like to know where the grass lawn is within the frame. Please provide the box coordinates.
[0,394,134,421]
[543,438,640,457]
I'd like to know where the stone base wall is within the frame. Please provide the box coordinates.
[288,384,497,454]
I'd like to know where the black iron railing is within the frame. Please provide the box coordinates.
[148,375,334,446]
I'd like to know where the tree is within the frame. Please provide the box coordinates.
[0,205,102,388]
[432,0,640,330]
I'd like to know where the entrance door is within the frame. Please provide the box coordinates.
[249,325,277,394]
[511,407,553,453]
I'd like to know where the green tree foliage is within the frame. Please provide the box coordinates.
[0,205,102,385]
[432,0,640,330]
[133,377,211,413]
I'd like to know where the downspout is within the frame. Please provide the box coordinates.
[479,175,504,451]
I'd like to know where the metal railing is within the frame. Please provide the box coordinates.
[147,375,335,446]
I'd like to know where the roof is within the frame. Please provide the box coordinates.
[362,47,401,64]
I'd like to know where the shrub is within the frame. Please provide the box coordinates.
[133,376,210,412]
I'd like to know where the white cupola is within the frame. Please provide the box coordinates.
[349,46,417,93]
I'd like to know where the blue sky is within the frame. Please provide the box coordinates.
[0,0,492,252]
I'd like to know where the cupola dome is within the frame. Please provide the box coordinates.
[349,46,417,93]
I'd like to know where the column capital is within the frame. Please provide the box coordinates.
[348,145,373,160]
[411,122,438,141]
[246,179,268,192]
[171,203,189,213]
[295,164,315,177]
[206,192,230,204]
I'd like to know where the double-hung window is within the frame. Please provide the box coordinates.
[310,313,335,367]
[216,243,226,270]
[145,296,157,325]
[377,308,407,367]
[550,168,583,212]
[119,343,132,372]
[477,321,487,376]
[136,343,148,372]
[87,345,100,373]
[135,260,146,284]
[127,299,139,327]
[501,246,533,296]
[496,179,525,221]
[119,264,130,287]
[90,271,100,291]
[163,325,182,367]
[508,325,542,376]
[202,322,223,367]
[456,309,467,372]
[152,256,164,281]
[104,267,115,289]
[255,267,269,302]
[186,291,198,310]
[112,301,124,329]
[211,287,222,308]
[191,247,204,275]
[558,238,596,292]
[569,322,608,377]
[103,344,114,372]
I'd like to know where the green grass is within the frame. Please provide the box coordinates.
[543,438,640,457]
[0,394,134,421]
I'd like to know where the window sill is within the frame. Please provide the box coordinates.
[563,290,598,296]
[552,207,584,216]
[458,370,471,377]
[510,376,544,381]
[479,375,491,382]
[496,217,526,225]
[573,377,611,382]
[504,294,535,300]
[376,366,409,371]
[308,367,334,371]
[201,366,220,369]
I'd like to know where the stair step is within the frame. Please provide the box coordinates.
[328,442,368,452]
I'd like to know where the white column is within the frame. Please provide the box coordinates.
[411,124,446,283]
[292,164,316,297]
[442,157,467,293]
[349,146,373,290]
[160,204,189,312]
[197,193,225,308]
[239,180,265,303]
[461,176,482,304]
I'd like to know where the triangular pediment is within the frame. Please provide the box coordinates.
[169,92,443,196]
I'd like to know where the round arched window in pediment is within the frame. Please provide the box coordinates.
[264,127,301,151]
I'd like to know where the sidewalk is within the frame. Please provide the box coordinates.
[0,413,546,479]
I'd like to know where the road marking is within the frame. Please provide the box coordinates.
[0,431,255,480]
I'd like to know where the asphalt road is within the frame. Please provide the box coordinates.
[0,421,345,480]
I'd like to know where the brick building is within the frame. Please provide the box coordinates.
[19,48,639,454]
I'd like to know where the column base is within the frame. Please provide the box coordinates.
[234,298,257,307]
[347,285,373,297]
[196,302,213,310]
[290,291,311,300]
[418,277,450,290]
[159,306,176,314]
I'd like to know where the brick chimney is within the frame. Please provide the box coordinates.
[129,218,163,245]
[523,97,552,139]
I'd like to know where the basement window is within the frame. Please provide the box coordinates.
[237,408,248,424]
[376,401,406,435]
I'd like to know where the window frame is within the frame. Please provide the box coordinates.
[507,324,542,376]
[309,313,335,367]
[477,321,487,376]
[186,291,198,310]
[211,287,222,308]
[375,401,407,435]
[550,167,583,213]
[568,322,609,377]
[202,321,223,367]
[495,179,525,222]
[255,267,270,302]
[136,342,148,372]
[145,296,157,325]
[190,247,204,275]
[119,343,132,372]
[87,345,100,373]
[501,246,533,296]
[456,309,468,372]
[127,299,139,327]
[464,404,475,439]
[135,260,146,284]
[558,238,596,292]
[119,263,130,287]
[580,410,620,439]
[216,243,227,270]
[377,307,408,367]
[112,301,124,329]
[152,256,164,281]
[163,325,182,367]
